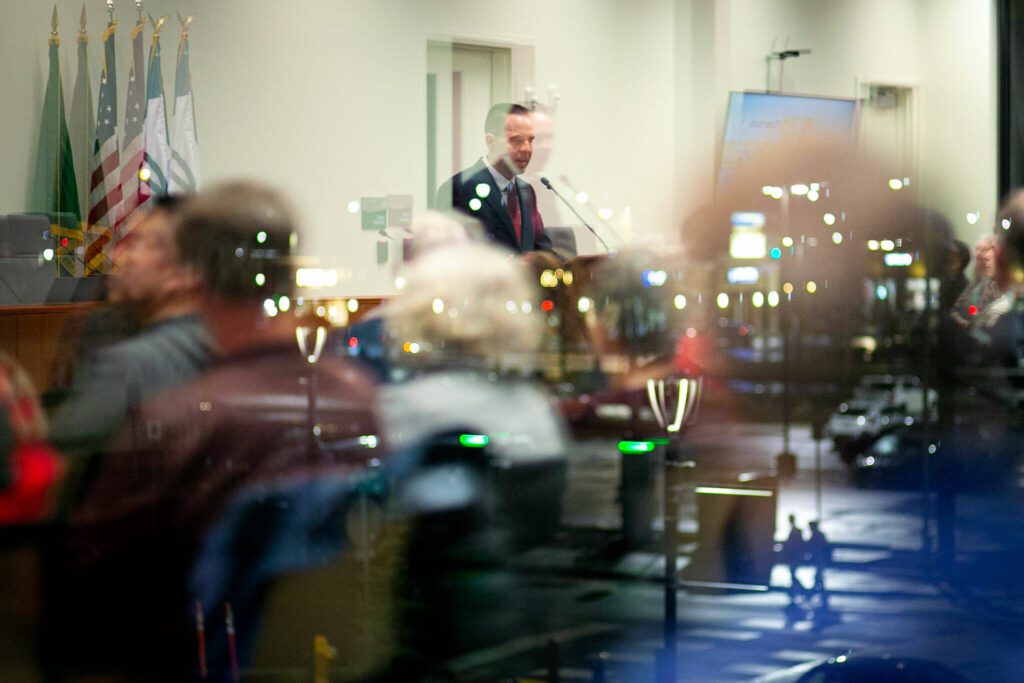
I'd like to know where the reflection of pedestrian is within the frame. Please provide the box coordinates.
[782,514,806,601]
[806,521,832,607]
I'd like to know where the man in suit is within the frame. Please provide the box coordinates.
[437,102,554,254]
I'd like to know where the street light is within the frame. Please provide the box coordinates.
[648,375,702,683]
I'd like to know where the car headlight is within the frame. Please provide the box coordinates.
[856,416,866,426]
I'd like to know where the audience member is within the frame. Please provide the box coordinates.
[48,195,212,460]
[380,242,569,673]
[940,239,971,311]
[974,191,1024,342]
[54,181,385,677]
[334,210,478,381]
[0,351,61,523]
[951,234,999,329]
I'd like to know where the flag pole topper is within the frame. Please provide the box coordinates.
[107,0,114,24]
[177,12,195,36]
[148,13,167,37]
[50,6,59,43]
[78,4,88,42]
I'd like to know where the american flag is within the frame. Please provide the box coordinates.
[86,21,121,275]
[117,19,146,238]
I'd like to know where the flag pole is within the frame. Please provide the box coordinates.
[50,7,60,226]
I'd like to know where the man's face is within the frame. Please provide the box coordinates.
[975,239,995,278]
[488,113,534,175]
[109,209,192,315]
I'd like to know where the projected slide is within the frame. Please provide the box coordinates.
[718,91,857,186]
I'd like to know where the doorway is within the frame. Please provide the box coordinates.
[427,42,513,205]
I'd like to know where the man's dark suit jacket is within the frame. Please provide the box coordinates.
[437,159,554,254]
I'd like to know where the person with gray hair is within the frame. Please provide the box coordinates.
[379,242,568,672]
[951,233,999,329]
[382,241,566,467]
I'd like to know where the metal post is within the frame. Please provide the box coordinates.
[591,652,609,683]
[660,443,678,683]
[545,638,560,683]
[815,435,823,521]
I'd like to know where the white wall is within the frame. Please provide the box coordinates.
[2,0,680,295]
[917,0,998,238]
[0,0,996,296]
[686,0,995,242]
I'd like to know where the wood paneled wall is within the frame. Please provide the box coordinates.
[0,304,93,393]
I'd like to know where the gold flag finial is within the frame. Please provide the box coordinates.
[148,12,167,36]
[177,12,194,36]
[78,4,88,42]
[51,6,58,35]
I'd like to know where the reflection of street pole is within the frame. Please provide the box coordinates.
[815,430,823,520]
[659,442,679,683]
[297,325,327,459]
[659,445,695,683]
[649,378,700,683]
[776,190,796,477]
[921,217,936,568]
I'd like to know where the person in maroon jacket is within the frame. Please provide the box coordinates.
[55,181,386,678]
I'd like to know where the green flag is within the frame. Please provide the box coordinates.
[32,21,82,277]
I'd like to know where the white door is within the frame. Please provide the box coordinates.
[427,42,512,206]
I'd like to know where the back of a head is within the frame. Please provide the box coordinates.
[388,243,542,372]
[177,180,297,300]
[485,102,530,137]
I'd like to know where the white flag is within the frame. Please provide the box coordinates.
[169,20,200,193]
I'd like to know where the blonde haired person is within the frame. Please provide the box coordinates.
[380,243,568,670]
[382,243,566,460]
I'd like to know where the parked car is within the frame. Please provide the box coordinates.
[855,374,936,417]
[753,652,969,682]
[852,424,1016,491]
[851,427,933,488]
[827,398,908,461]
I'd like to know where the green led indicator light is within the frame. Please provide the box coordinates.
[459,434,489,448]
[618,440,656,454]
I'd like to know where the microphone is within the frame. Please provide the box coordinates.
[540,177,612,252]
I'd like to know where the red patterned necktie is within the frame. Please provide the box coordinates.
[506,181,522,243]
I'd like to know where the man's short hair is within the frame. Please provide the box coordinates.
[484,102,530,137]
[177,180,297,299]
